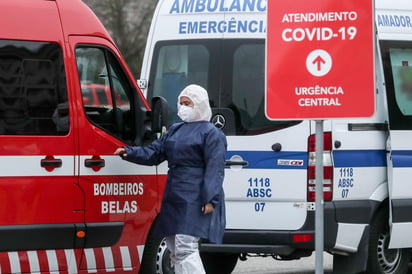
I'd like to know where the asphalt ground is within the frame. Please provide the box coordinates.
[232,253,332,274]
[232,253,412,274]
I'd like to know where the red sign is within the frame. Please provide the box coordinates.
[265,0,374,119]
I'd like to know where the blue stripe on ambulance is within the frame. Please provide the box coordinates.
[226,151,307,169]
[389,150,412,167]
[226,150,388,169]
[333,150,386,167]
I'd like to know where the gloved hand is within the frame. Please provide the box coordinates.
[114,147,127,158]
[202,203,214,214]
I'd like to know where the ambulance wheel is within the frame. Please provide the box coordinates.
[139,236,174,274]
[366,210,411,274]
[200,252,238,274]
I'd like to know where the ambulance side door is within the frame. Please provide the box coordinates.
[381,40,412,248]
[0,39,82,255]
[69,36,160,271]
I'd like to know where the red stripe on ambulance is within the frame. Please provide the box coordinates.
[0,246,145,274]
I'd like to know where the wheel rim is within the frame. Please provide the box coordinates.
[376,231,401,274]
[156,238,174,274]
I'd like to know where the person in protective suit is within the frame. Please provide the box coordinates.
[114,84,227,274]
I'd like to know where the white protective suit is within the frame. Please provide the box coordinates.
[122,84,227,274]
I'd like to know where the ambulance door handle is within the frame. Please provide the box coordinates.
[85,159,105,167]
[41,156,62,172]
[41,159,62,167]
[85,156,105,171]
[225,155,248,168]
[225,160,248,166]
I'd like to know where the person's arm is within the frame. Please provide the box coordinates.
[201,127,227,210]
[114,131,169,166]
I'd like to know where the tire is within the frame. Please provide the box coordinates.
[200,252,238,274]
[366,209,411,274]
[139,236,174,274]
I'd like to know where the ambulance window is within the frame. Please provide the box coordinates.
[75,47,134,143]
[388,48,412,116]
[232,44,266,132]
[150,44,210,124]
[225,41,300,135]
[0,40,68,135]
[381,41,412,130]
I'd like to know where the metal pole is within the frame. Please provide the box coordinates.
[315,120,324,274]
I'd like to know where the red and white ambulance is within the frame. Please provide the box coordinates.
[0,0,167,273]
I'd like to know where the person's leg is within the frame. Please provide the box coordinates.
[174,234,205,274]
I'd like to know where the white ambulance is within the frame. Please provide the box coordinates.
[138,0,412,273]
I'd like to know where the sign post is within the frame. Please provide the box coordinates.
[315,120,324,273]
[265,0,374,272]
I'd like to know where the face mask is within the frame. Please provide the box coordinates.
[178,105,195,122]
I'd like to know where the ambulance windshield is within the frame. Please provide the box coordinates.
[148,39,300,135]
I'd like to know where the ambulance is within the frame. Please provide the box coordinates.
[0,0,169,273]
[138,0,412,273]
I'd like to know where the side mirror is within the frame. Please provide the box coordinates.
[150,96,168,135]
[138,96,168,146]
